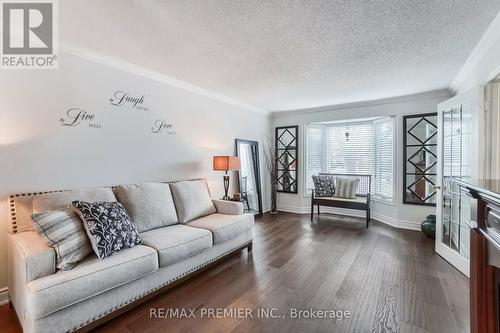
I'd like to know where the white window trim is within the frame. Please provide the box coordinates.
[371,116,396,205]
[302,122,315,198]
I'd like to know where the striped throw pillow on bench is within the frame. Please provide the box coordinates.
[334,177,359,199]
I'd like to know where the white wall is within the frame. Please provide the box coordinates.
[271,90,452,228]
[0,52,271,291]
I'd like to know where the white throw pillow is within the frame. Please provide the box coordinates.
[334,177,359,199]
[169,180,216,223]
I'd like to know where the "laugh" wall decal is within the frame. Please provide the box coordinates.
[109,91,149,111]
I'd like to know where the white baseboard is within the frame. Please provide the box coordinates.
[277,204,421,231]
[371,212,421,231]
[0,287,9,306]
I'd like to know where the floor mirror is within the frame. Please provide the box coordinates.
[235,139,263,217]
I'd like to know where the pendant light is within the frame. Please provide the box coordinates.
[345,120,350,141]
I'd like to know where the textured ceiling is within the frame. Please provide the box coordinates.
[60,1,500,112]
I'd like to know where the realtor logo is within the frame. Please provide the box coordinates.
[1,0,58,69]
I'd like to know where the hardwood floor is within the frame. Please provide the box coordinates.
[0,212,469,333]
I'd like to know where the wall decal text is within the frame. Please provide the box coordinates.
[60,108,102,128]
[109,91,149,111]
[151,120,176,135]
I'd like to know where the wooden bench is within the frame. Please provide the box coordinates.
[310,173,371,227]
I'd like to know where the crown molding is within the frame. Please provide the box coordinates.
[450,11,500,92]
[59,41,270,116]
[271,89,451,118]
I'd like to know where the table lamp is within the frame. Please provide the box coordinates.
[213,156,240,200]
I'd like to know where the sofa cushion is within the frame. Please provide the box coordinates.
[140,225,212,267]
[26,245,158,319]
[32,187,116,214]
[72,201,142,259]
[187,213,254,244]
[169,180,216,223]
[32,209,93,270]
[116,183,178,232]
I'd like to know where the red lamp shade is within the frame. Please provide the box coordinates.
[213,156,240,171]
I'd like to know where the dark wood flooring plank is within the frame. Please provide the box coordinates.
[361,249,388,293]
[400,322,429,333]
[314,298,353,333]
[400,254,420,282]
[420,274,449,309]
[439,273,470,333]
[372,280,401,333]
[345,289,379,333]
[335,251,372,302]
[424,303,463,333]
[400,280,427,330]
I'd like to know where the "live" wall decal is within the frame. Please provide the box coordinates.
[60,108,102,128]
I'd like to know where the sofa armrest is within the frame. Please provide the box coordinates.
[8,231,56,284]
[8,232,55,325]
[212,199,244,215]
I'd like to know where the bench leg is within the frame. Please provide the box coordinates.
[247,242,253,252]
[310,202,314,221]
[366,209,370,228]
[317,205,320,215]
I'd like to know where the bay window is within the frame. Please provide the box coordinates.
[305,116,395,201]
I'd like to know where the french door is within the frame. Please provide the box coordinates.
[436,89,481,277]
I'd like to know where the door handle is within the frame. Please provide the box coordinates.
[433,185,442,190]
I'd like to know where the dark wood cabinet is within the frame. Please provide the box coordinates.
[455,179,500,333]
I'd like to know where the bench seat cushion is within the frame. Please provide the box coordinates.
[26,245,158,319]
[140,225,213,267]
[316,196,367,203]
[187,213,254,244]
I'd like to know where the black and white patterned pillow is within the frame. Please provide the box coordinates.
[72,201,142,259]
[312,175,336,197]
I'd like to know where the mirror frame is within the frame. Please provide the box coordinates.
[275,125,299,194]
[403,112,438,206]
[235,139,263,217]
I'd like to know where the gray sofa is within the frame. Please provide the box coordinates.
[7,179,254,333]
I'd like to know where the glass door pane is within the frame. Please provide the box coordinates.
[436,89,480,276]
[442,110,452,246]
[440,102,472,260]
